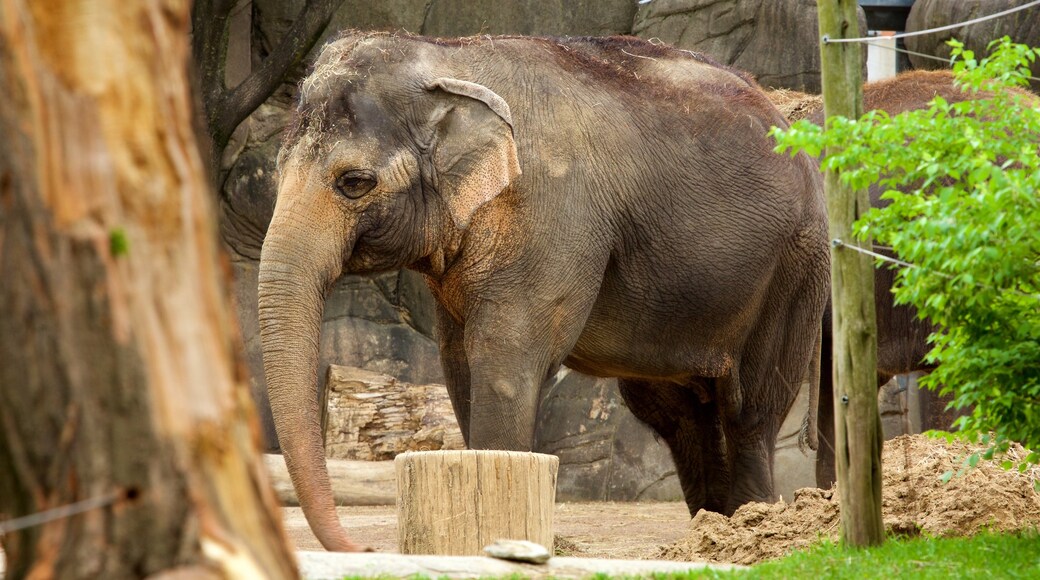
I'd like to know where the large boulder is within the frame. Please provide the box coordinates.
[535,370,683,502]
[422,0,637,37]
[633,0,867,93]
[905,0,1040,92]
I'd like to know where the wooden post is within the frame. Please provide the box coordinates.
[395,451,558,555]
[816,0,885,547]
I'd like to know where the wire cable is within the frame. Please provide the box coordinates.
[832,239,1040,300]
[863,39,1040,82]
[823,0,1040,44]
[0,490,128,535]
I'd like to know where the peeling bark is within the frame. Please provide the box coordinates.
[0,1,297,577]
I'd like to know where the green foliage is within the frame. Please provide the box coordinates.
[771,37,1040,469]
[109,227,129,257]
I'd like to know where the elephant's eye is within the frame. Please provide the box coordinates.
[334,170,376,199]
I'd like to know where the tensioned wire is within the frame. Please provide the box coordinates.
[862,39,1040,82]
[832,239,1040,300]
[0,490,127,535]
[822,0,1040,44]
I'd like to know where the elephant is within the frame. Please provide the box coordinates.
[258,32,830,551]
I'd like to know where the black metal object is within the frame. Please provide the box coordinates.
[859,0,916,72]
[858,0,915,32]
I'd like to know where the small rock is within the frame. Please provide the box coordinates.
[483,539,551,564]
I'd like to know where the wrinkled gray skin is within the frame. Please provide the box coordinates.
[258,32,829,551]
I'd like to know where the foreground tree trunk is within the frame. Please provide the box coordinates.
[0,1,297,578]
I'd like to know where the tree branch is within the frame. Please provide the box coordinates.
[210,0,342,151]
[192,0,236,121]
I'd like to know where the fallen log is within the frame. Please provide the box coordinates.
[323,365,465,461]
[264,454,395,506]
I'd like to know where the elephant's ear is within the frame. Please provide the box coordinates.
[426,78,521,229]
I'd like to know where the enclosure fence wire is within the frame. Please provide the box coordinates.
[0,490,125,535]
[863,39,1040,82]
[822,0,1040,44]
[832,239,1040,300]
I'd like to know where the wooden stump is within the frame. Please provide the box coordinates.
[395,451,558,555]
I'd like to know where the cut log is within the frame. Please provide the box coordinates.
[264,455,396,506]
[395,451,558,555]
[324,365,465,461]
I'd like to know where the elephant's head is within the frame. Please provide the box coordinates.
[258,34,521,551]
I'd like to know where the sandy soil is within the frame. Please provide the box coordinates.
[656,434,1040,565]
[285,435,1040,566]
[283,501,694,559]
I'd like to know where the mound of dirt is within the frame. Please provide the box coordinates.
[655,434,1040,565]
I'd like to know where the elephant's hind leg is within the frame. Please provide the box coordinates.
[723,270,827,513]
[618,378,730,516]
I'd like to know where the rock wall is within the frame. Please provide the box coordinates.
[905,0,1040,92]
[421,0,637,37]
[633,0,867,93]
[536,370,683,502]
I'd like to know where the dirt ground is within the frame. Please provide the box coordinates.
[283,501,694,559]
[656,434,1040,565]
[286,435,1040,565]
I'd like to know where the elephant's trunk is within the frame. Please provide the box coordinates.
[258,226,358,552]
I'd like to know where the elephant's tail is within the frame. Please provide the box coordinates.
[799,324,822,453]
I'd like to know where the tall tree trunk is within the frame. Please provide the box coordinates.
[0,1,298,578]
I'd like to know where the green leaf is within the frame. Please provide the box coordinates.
[109,228,130,257]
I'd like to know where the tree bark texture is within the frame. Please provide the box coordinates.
[816,0,885,548]
[323,365,464,461]
[0,1,297,578]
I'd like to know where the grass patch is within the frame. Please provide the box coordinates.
[664,529,1040,579]
[335,530,1040,579]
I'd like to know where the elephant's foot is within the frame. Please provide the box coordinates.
[724,451,776,514]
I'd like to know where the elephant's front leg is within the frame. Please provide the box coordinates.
[462,303,583,451]
[435,304,473,446]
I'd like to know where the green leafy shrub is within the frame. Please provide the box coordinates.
[771,37,1040,469]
